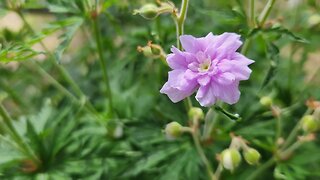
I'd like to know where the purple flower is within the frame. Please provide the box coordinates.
[160,32,254,107]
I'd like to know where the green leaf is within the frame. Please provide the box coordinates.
[0,43,42,62]
[53,17,84,62]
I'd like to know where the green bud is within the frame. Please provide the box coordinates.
[165,122,183,140]
[301,115,318,133]
[260,96,273,107]
[244,148,261,165]
[106,121,123,139]
[188,107,204,120]
[133,4,159,20]
[221,148,241,171]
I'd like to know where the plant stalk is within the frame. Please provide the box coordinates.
[92,16,115,118]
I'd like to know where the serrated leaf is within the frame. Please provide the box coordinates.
[54,17,83,62]
[0,43,42,62]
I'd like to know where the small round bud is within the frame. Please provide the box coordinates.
[188,107,204,120]
[133,4,159,20]
[301,115,318,133]
[220,148,241,171]
[260,96,273,107]
[165,122,183,140]
[244,148,261,165]
[106,121,123,139]
[137,46,153,57]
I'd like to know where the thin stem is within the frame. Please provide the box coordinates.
[280,140,303,157]
[249,0,255,27]
[17,10,103,122]
[274,108,282,147]
[191,120,215,180]
[203,108,219,140]
[92,16,114,118]
[17,10,84,97]
[241,0,275,55]
[0,103,39,164]
[214,163,223,180]
[174,0,192,110]
[240,38,251,56]
[247,157,276,180]
[23,61,78,102]
[281,108,312,150]
[258,0,276,27]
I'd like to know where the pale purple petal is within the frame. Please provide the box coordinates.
[232,52,255,65]
[161,32,253,106]
[195,84,216,107]
[180,35,200,53]
[215,72,235,85]
[184,69,199,80]
[218,60,252,80]
[166,69,190,90]
[214,33,242,60]
[197,75,211,86]
[167,47,189,69]
[160,82,196,103]
[211,81,240,104]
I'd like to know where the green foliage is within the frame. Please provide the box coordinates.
[0,0,319,180]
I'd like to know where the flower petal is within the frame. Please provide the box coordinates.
[232,52,255,65]
[160,69,198,103]
[212,81,240,104]
[180,35,200,53]
[214,33,242,60]
[195,83,216,107]
[167,46,189,69]
[215,72,235,85]
[197,75,211,86]
[160,82,196,103]
[184,69,199,80]
[218,60,252,81]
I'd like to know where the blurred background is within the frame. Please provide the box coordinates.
[0,0,320,179]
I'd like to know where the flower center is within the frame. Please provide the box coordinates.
[198,59,211,73]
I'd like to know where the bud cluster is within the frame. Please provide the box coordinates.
[137,41,166,61]
[219,136,261,172]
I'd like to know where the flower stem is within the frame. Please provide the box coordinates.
[241,0,276,55]
[17,10,103,122]
[247,157,276,180]
[281,108,312,150]
[0,103,39,164]
[92,15,115,118]
[174,0,192,111]
[191,119,215,180]
[249,0,256,27]
[258,0,276,27]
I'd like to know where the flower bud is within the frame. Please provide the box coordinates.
[106,121,123,139]
[301,115,318,133]
[244,148,261,165]
[260,96,273,107]
[137,46,153,57]
[220,148,241,171]
[188,107,204,120]
[133,4,159,20]
[165,122,183,140]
